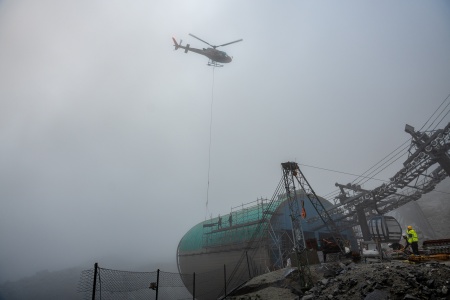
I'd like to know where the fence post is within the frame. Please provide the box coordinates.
[193,272,195,300]
[91,263,98,300]
[156,269,160,300]
[223,264,227,298]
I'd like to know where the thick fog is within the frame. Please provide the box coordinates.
[1,0,450,283]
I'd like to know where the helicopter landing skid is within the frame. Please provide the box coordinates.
[208,60,223,67]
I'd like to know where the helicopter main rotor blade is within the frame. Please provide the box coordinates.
[217,39,243,47]
[189,33,214,48]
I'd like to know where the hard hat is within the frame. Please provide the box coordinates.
[407,225,412,230]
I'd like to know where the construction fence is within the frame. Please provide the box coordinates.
[77,262,251,300]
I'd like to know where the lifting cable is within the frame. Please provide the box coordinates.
[205,66,216,219]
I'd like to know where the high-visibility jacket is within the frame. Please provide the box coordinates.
[407,229,418,243]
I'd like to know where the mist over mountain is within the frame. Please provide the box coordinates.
[0,260,177,300]
[0,267,84,300]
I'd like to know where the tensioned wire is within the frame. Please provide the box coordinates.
[319,92,450,202]
[421,92,450,131]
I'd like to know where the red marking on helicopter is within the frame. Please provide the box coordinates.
[172,33,243,67]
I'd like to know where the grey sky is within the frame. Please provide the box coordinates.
[1,0,449,282]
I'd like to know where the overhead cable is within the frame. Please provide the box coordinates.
[420,92,450,131]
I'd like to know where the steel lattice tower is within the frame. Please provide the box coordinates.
[281,162,313,288]
[305,122,450,241]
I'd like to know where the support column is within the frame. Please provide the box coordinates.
[356,206,371,241]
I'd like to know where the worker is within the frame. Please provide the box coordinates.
[407,225,419,255]
[217,215,222,229]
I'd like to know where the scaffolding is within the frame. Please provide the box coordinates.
[202,197,283,250]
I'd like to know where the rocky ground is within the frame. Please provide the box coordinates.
[228,259,450,300]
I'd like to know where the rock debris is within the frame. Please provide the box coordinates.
[229,260,450,300]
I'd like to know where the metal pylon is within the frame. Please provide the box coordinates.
[281,162,313,288]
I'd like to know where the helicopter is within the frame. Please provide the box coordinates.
[172,33,243,67]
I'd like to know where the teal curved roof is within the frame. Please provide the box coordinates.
[178,198,285,253]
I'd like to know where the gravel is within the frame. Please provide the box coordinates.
[310,260,450,300]
[228,259,450,300]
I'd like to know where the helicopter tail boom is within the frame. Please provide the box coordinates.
[172,37,179,50]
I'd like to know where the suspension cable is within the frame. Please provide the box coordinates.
[420,92,450,131]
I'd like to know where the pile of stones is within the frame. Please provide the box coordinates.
[302,260,450,300]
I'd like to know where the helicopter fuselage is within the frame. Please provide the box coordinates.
[172,38,232,64]
[198,47,232,63]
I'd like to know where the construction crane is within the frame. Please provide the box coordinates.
[281,162,347,288]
